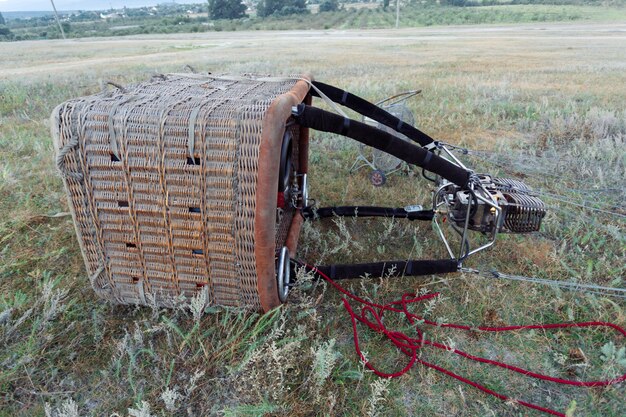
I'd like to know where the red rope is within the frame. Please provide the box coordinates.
[302,262,626,417]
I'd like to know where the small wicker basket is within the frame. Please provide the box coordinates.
[52,74,311,311]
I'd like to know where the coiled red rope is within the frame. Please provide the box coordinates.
[300,262,626,417]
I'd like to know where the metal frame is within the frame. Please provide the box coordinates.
[431,145,502,267]
[350,90,420,179]
[301,173,309,208]
[277,246,291,302]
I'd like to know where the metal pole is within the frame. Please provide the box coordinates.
[395,0,400,29]
[50,0,66,39]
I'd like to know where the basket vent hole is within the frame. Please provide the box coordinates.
[110,154,120,162]
[118,200,129,208]
[126,242,137,248]
[187,156,201,165]
[189,207,201,213]
[192,249,203,255]
[132,276,140,283]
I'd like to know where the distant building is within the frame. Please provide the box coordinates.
[100,13,123,20]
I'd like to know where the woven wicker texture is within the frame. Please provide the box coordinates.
[52,74,310,310]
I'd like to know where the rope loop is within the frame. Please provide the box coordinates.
[298,260,626,417]
[103,81,128,93]
[56,135,83,181]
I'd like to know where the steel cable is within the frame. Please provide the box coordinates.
[462,268,626,300]
[447,147,625,219]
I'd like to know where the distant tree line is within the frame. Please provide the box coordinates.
[257,0,309,17]
[1,0,622,42]
[207,0,310,19]
[208,0,247,19]
[319,0,340,12]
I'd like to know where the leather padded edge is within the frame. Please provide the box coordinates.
[284,93,312,256]
[255,77,311,312]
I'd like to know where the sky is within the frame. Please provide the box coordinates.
[0,0,203,12]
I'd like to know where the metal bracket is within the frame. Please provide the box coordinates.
[431,146,502,266]
[277,246,290,302]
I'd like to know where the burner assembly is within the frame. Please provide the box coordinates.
[433,172,546,260]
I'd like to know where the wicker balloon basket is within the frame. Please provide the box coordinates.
[52,74,311,311]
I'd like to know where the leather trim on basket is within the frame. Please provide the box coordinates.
[255,77,311,312]
[284,93,312,256]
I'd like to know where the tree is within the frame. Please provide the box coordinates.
[0,25,13,41]
[0,11,12,40]
[319,0,339,12]
[208,0,247,19]
[440,0,469,5]
[257,0,308,17]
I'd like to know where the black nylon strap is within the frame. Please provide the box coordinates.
[423,152,432,165]
[303,206,434,221]
[311,81,435,147]
[315,259,459,280]
[341,117,350,136]
[293,104,470,187]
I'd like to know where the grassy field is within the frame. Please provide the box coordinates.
[1,22,625,416]
[223,4,626,31]
[5,3,626,39]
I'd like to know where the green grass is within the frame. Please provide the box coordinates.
[1,23,625,417]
